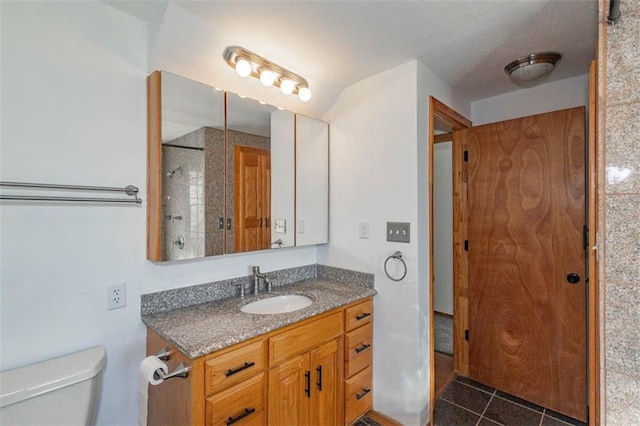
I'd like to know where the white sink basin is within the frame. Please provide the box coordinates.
[240,295,313,315]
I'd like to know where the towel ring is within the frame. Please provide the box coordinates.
[384,251,407,282]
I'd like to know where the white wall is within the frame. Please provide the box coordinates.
[295,115,329,246]
[0,2,316,425]
[319,59,469,425]
[270,110,295,248]
[433,142,454,315]
[471,73,589,125]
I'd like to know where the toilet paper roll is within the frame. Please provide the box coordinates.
[139,356,168,426]
[140,356,167,386]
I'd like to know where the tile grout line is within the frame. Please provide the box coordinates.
[454,379,496,396]
[492,394,545,415]
[539,408,547,426]
[476,390,496,426]
[440,397,487,419]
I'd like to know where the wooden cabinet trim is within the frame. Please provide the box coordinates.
[345,299,373,332]
[205,339,266,396]
[345,323,373,378]
[345,366,373,425]
[269,311,343,366]
[205,372,266,426]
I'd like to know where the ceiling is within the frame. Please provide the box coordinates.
[106,0,597,117]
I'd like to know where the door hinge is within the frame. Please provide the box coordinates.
[464,240,469,251]
[465,330,469,341]
[583,224,589,250]
[464,150,469,162]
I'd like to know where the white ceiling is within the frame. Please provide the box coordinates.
[106,0,597,118]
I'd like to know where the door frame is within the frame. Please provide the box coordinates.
[428,88,601,424]
[428,97,471,423]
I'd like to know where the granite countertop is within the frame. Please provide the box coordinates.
[141,278,376,359]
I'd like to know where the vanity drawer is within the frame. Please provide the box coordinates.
[345,298,373,332]
[269,311,343,366]
[345,323,373,377]
[205,372,266,426]
[345,366,373,425]
[205,339,266,395]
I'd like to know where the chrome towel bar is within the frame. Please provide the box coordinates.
[0,181,142,204]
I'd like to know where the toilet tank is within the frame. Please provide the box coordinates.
[0,346,107,425]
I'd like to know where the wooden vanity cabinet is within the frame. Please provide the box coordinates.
[145,296,374,426]
[268,311,344,426]
[344,298,374,425]
[202,338,267,425]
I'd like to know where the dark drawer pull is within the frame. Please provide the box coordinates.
[227,408,255,425]
[225,361,255,377]
[355,388,371,400]
[304,370,311,398]
[355,312,371,320]
[316,365,322,391]
[355,343,371,354]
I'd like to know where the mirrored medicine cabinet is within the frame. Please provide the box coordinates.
[147,71,328,262]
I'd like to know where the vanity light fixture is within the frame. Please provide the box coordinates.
[223,46,312,102]
[504,52,561,83]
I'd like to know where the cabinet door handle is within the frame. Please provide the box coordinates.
[355,343,371,354]
[316,365,322,391]
[304,370,311,398]
[355,312,371,320]
[225,361,255,377]
[227,408,255,425]
[355,388,371,400]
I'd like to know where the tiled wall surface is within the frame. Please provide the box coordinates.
[601,1,640,423]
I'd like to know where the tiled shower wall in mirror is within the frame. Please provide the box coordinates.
[162,127,225,260]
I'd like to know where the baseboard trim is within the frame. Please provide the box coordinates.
[366,410,403,426]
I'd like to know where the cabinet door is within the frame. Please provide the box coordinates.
[268,354,310,426]
[310,338,342,426]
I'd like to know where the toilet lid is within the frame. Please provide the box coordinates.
[0,346,106,408]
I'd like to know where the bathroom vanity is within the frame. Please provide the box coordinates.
[142,279,374,426]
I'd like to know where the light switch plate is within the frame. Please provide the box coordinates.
[274,219,286,234]
[359,220,370,239]
[387,222,410,243]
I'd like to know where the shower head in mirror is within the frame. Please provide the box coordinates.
[166,166,182,179]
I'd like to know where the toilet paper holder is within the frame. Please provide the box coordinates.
[152,347,190,381]
[153,362,190,381]
[154,347,172,361]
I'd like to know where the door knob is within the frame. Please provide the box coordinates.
[566,273,581,284]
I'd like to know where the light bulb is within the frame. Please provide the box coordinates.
[280,79,295,95]
[260,69,276,87]
[298,87,311,102]
[235,58,252,77]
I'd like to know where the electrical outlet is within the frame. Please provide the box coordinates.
[107,282,127,310]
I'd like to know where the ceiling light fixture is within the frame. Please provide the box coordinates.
[224,46,312,102]
[504,52,561,84]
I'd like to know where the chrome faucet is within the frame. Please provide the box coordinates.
[252,266,272,294]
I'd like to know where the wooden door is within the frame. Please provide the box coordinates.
[462,107,587,421]
[234,146,271,252]
[309,338,342,426]
[268,355,310,426]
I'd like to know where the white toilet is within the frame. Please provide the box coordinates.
[0,346,106,425]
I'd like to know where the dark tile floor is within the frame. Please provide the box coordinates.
[434,376,588,426]
[354,415,382,426]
